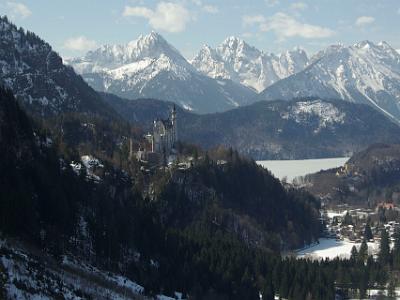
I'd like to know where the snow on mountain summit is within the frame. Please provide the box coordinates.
[67,32,256,113]
[259,40,400,120]
[66,32,400,119]
[191,37,309,92]
[67,31,190,74]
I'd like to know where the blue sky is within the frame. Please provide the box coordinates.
[1,0,400,59]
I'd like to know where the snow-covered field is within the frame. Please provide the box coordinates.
[297,238,379,260]
[257,157,349,182]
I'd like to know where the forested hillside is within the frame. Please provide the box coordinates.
[101,93,400,159]
[0,16,115,119]
[0,86,326,299]
[305,143,400,205]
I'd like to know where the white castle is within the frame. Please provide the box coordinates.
[151,105,178,155]
[133,105,178,164]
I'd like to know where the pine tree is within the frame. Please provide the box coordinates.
[364,222,373,241]
[358,268,369,299]
[392,227,400,269]
[387,274,396,298]
[350,245,358,262]
[262,279,274,300]
[379,229,391,266]
[358,240,368,263]
[279,265,290,299]
[343,212,353,226]
[394,228,400,251]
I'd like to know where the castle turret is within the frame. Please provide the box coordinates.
[171,105,178,145]
[129,137,133,160]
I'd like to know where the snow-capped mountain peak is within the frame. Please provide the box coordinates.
[276,47,309,77]
[221,36,246,49]
[189,44,230,79]
[259,40,400,121]
[220,36,256,50]
[217,36,261,63]
[191,37,309,92]
[126,31,186,63]
[67,31,193,82]
[354,40,374,48]
[68,31,190,74]
[193,44,219,60]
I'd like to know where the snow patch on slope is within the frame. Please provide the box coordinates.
[282,100,345,131]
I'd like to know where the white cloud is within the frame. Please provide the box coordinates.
[290,2,308,10]
[63,36,98,52]
[202,5,218,14]
[123,2,192,33]
[242,15,266,27]
[355,16,375,27]
[241,32,254,38]
[191,0,218,14]
[123,6,153,18]
[6,2,32,19]
[265,0,279,7]
[243,12,335,40]
[397,49,400,54]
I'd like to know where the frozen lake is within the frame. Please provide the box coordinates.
[257,157,349,182]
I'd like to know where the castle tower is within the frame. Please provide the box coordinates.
[171,104,178,145]
[129,137,133,160]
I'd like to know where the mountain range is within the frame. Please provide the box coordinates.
[191,37,308,92]
[66,32,256,113]
[259,41,400,120]
[2,17,393,127]
[66,32,312,114]
[67,32,400,122]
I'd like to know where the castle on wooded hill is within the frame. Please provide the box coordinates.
[134,105,178,164]
[151,105,178,155]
